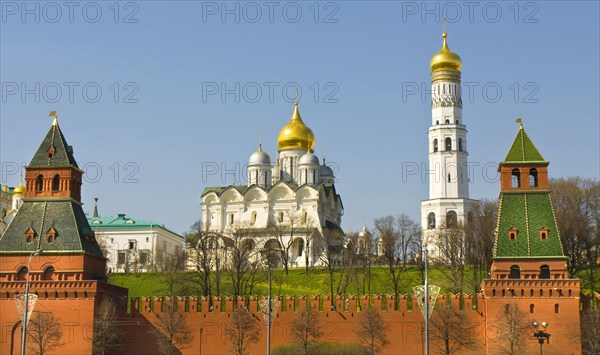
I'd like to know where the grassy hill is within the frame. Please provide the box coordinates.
[108,266,480,298]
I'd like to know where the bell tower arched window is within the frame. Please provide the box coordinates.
[458,138,463,151]
[427,213,436,229]
[36,175,44,192]
[52,174,60,191]
[445,138,452,151]
[529,168,538,187]
[433,139,438,153]
[446,211,457,228]
[511,169,520,188]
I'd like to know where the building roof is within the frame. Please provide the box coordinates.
[0,200,103,256]
[493,192,564,259]
[28,120,79,169]
[88,214,183,238]
[503,126,546,163]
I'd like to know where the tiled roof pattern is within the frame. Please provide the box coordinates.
[0,200,103,256]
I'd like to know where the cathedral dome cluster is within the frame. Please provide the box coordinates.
[429,33,462,72]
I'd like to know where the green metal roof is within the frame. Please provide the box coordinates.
[0,199,103,256]
[493,192,564,258]
[27,122,79,168]
[503,127,545,163]
[87,214,183,239]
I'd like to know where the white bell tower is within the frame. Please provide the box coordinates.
[420,28,478,258]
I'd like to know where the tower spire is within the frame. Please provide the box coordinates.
[50,111,58,126]
[93,197,99,218]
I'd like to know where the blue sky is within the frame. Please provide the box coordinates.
[1,1,598,235]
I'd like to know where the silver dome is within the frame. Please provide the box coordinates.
[299,152,319,166]
[248,147,271,166]
[320,163,334,176]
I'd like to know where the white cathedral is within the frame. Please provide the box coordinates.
[200,102,344,268]
[421,31,479,258]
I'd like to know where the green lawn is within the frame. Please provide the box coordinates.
[108,266,481,298]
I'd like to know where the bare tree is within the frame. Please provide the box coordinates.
[464,199,498,294]
[186,220,223,298]
[436,223,468,294]
[495,304,531,355]
[289,307,322,355]
[551,177,600,305]
[356,228,376,296]
[319,227,344,310]
[226,223,263,302]
[301,218,320,275]
[151,252,193,355]
[430,307,477,355]
[225,308,261,355]
[27,311,64,355]
[374,215,420,310]
[579,309,600,354]
[355,308,389,355]
[92,297,122,355]
[337,232,360,297]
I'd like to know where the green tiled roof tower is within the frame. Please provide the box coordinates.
[0,115,102,257]
[493,123,564,259]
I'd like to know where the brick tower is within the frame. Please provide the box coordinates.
[0,114,127,354]
[481,121,581,354]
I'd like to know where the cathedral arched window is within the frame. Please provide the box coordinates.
[433,139,438,152]
[445,119,450,124]
[529,168,538,187]
[427,213,436,229]
[52,174,60,191]
[36,175,44,192]
[229,214,234,225]
[436,120,439,125]
[278,212,284,223]
[458,138,463,152]
[446,211,457,228]
[445,138,451,151]
[250,212,257,225]
[511,169,520,188]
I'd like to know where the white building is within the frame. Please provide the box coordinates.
[199,102,344,268]
[88,211,185,273]
[0,182,25,235]
[420,31,478,258]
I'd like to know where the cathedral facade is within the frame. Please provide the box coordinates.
[200,103,343,268]
[420,31,479,258]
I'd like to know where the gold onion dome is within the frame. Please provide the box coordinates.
[430,32,462,72]
[277,102,315,152]
[13,182,25,195]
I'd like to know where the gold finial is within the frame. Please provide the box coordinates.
[443,16,447,34]
[516,118,523,129]
[49,111,58,126]
[295,87,300,104]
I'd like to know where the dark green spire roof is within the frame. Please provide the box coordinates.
[28,121,79,168]
[503,126,545,163]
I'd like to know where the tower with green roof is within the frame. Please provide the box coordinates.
[0,113,106,281]
[481,121,581,354]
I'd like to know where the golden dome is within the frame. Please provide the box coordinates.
[13,182,25,195]
[430,33,462,72]
[277,102,315,152]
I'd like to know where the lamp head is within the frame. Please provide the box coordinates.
[541,321,548,328]
[533,321,539,328]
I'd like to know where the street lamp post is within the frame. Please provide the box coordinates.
[533,321,550,355]
[424,245,429,355]
[21,249,42,355]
